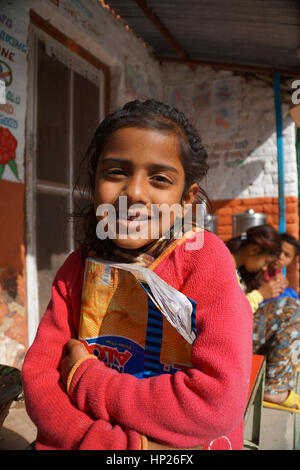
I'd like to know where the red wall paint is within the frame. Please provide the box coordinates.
[0,180,27,365]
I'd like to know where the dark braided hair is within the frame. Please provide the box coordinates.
[226,224,282,292]
[71,99,211,261]
[280,232,300,257]
[226,224,282,257]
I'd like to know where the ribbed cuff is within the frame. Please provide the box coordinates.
[252,289,264,303]
[66,354,98,395]
[139,435,148,450]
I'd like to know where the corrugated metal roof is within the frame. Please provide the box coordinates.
[103,0,300,75]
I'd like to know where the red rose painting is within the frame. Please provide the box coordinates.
[0,126,19,180]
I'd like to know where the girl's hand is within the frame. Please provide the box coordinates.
[274,273,289,289]
[258,278,283,300]
[61,339,88,385]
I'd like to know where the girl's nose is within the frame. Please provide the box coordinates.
[124,174,149,205]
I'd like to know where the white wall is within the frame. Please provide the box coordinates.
[161,62,297,202]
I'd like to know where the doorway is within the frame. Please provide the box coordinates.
[26,19,109,345]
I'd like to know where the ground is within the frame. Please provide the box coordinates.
[0,401,298,450]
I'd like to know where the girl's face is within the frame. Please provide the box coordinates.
[272,241,296,269]
[243,244,275,273]
[94,127,199,250]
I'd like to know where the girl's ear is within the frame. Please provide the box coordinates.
[182,183,199,205]
[248,244,260,256]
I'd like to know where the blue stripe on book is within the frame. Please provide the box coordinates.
[148,313,162,323]
[147,304,163,323]
[144,350,160,358]
[145,343,161,352]
[148,318,163,327]
[144,295,163,374]
[145,336,161,344]
[144,356,161,365]
[147,328,161,339]
[144,365,161,373]
[144,361,160,370]
[147,323,162,332]
[148,312,162,325]
[148,304,163,318]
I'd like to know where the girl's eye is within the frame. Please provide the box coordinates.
[151,175,172,185]
[104,168,126,177]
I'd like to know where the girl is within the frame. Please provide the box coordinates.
[262,232,300,301]
[22,99,252,450]
[268,232,300,278]
[227,225,300,410]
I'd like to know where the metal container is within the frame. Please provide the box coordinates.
[232,209,266,237]
[204,214,218,234]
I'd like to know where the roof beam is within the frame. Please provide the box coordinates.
[158,56,299,78]
[133,0,192,63]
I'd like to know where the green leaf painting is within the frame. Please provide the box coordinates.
[7,159,20,181]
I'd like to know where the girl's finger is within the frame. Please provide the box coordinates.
[67,338,81,350]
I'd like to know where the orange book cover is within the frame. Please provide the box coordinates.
[79,257,197,378]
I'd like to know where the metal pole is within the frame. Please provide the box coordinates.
[273,72,286,234]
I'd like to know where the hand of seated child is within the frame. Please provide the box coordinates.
[258,277,284,300]
[274,272,289,289]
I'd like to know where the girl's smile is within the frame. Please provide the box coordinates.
[94,127,198,250]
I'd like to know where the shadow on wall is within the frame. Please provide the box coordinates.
[203,157,265,201]
[192,75,296,204]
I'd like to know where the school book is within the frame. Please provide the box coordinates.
[78,257,197,378]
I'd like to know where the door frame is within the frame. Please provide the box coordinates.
[25,10,110,346]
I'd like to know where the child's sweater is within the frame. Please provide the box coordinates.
[22,231,253,450]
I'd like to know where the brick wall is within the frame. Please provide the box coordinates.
[213,196,299,240]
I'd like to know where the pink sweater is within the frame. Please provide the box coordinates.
[22,231,253,450]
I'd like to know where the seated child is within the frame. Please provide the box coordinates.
[226,225,300,410]
[262,232,300,302]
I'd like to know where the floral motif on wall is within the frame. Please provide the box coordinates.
[0,125,19,180]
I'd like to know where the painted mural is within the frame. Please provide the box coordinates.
[164,75,273,200]
[0,1,29,183]
[125,61,159,100]
[165,76,240,144]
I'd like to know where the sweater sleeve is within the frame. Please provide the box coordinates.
[235,268,263,313]
[21,251,141,450]
[67,235,253,448]
[246,290,264,313]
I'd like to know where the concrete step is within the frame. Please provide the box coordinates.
[0,402,37,450]
[244,403,297,450]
